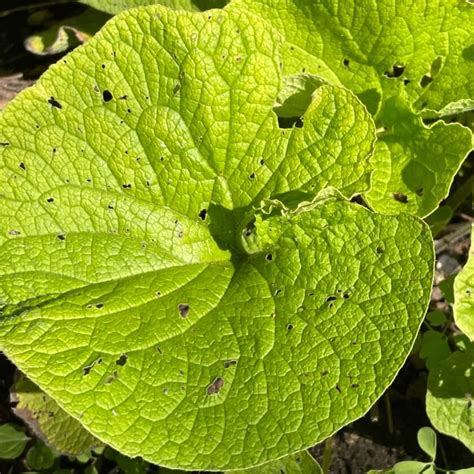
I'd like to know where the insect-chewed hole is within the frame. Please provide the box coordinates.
[392,192,408,203]
[102,90,113,102]
[116,354,128,366]
[198,209,207,220]
[178,303,190,318]
[384,64,405,78]
[206,377,224,395]
[48,97,62,109]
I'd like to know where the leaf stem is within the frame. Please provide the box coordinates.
[321,437,333,474]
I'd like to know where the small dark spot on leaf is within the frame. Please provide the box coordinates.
[286,323,294,331]
[274,288,282,296]
[351,383,359,388]
[249,172,256,180]
[47,197,54,203]
[392,192,408,203]
[0,142,10,146]
[207,377,224,395]
[326,296,336,302]
[384,64,405,78]
[265,253,273,261]
[48,411,54,417]
[321,370,329,376]
[95,303,104,309]
[352,340,357,345]
[376,246,384,254]
[19,162,26,170]
[173,83,181,95]
[343,293,350,299]
[57,234,66,241]
[116,354,128,366]
[48,97,62,109]
[122,183,132,189]
[108,205,114,210]
[343,58,350,67]
[119,95,128,100]
[103,90,113,102]
[127,108,132,113]
[198,209,207,220]
[156,345,162,354]
[403,79,411,85]
[101,64,106,69]
[83,365,93,376]
[224,360,237,369]
[178,303,190,318]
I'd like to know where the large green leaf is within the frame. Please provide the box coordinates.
[454,228,474,340]
[426,343,474,453]
[0,4,433,471]
[80,0,227,14]
[236,0,474,217]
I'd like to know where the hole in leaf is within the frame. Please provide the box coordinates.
[8,230,21,236]
[392,192,408,203]
[343,293,350,299]
[57,234,66,241]
[403,79,411,85]
[119,95,128,100]
[420,75,433,88]
[178,304,190,318]
[103,90,113,102]
[48,97,62,109]
[249,172,256,180]
[376,246,385,254]
[0,142,10,146]
[19,162,26,170]
[46,197,54,203]
[207,377,224,395]
[116,354,128,366]
[335,384,342,393]
[198,209,207,220]
[122,184,132,189]
[95,303,103,309]
[351,383,359,388]
[384,64,405,78]
[326,296,336,302]
[286,323,294,331]
[224,360,237,369]
[277,116,304,129]
[321,370,329,377]
[265,253,273,261]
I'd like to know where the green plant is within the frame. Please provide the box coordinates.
[0,0,472,471]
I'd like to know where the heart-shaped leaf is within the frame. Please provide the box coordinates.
[0,4,433,470]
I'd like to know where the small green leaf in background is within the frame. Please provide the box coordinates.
[425,206,453,238]
[25,9,111,56]
[105,447,148,474]
[426,310,447,328]
[228,451,322,474]
[12,377,101,456]
[0,423,30,459]
[26,441,55,470]
[419,330,451,370]
[393,461,433,474]
[439,273,457,305]
[426,342,474,452]
[454,228,474,340]
[416,427,437,461]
